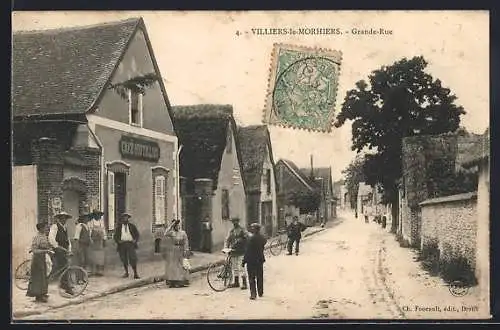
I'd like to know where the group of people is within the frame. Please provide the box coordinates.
[224,218,267,300]
[26,209,107,303]
[26,209,309,303]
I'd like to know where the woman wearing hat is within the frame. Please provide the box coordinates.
[88,210,106,276]
[163,219,190,288]
[26,222,53,303]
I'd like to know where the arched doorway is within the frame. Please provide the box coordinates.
[61,177,89,239]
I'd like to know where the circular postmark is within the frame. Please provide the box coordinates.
[271,55,339,130]
[448,280,470,297]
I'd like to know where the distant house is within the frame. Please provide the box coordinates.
[299,167,336,222]
[334,180,347,209]
[12,18,179,266]
[357,182,373,218]
[237,125,278,237]
[172,105,247,252]
[275,159,317,227]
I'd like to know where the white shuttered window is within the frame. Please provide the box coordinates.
[107,171,115,230]
[154,175,166,225]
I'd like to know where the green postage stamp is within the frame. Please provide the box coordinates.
[263,43,342,133]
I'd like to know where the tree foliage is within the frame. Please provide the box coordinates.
[426,159,478,198]
[341,154,366,209]
[108,73,159,99]
[287,190,321,214]
[335,56,465,204]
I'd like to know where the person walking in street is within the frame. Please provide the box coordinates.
[286,216,306,256]
[242,223,267,300]
[27,222,53,303]
[200,216,212,253]
[113,213,140,279]
[73,212,91,272]
[88,209,106,276]
[48,211,74,295]
[163,219,191,288]
[224,218,248,289]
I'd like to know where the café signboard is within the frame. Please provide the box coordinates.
[119,136,160,162]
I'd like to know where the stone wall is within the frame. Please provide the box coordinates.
[420,192,478,270]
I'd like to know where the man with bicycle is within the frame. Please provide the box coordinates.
[224,218,248,290]
[48,211,74,295]
[286,216,306,256]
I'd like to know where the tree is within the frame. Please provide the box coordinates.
[335,56,465,233]
[287,190,321,214]
[342,154,366,210]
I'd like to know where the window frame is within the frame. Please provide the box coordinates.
[128,89,144,127]
[152,167,170,230]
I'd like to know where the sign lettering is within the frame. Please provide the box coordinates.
[119,136,160,162]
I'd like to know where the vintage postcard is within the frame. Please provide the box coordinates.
[11,11,490,321]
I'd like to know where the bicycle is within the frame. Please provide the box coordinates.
[14,247,89,298]
[206,248,234,292]
[267,229,288,256]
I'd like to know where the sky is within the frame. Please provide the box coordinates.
[12,11,489,181]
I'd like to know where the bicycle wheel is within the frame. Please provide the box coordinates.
[207,262,232,292]
[14,259,31,290]
[269,238,284,256]
[58,266,88,298]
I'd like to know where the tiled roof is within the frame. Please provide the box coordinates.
[280,159,315,191]
[299,167,332,192]
[172,104,241,191]
[12,18,141,118]
[237,125,275,193]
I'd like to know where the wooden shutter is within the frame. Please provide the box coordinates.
[155,176,166,224]
[107,171,115,230]
[138,93,143,127]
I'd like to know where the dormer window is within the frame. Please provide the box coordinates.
[128,89,143,127]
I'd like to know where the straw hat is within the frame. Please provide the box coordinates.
[54,211,72,219]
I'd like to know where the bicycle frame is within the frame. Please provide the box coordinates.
[220,252,233,277]
[47,251,77,281]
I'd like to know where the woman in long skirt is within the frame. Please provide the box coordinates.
[88,210,106,276]
[163,219,190,288]
[27,222,53,303]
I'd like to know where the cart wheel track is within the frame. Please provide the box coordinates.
[363,232,406,319]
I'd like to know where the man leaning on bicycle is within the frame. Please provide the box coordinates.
[48,211,75,295]
[224,218,248,290]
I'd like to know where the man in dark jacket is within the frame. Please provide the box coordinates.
[287,216,307,256]
[242,223,267,300]
[113,213,140,279]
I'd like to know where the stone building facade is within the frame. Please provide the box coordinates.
[12,17,179,264]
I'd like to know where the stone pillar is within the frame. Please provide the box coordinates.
[31,137,64,224]
[75,146,101,208]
